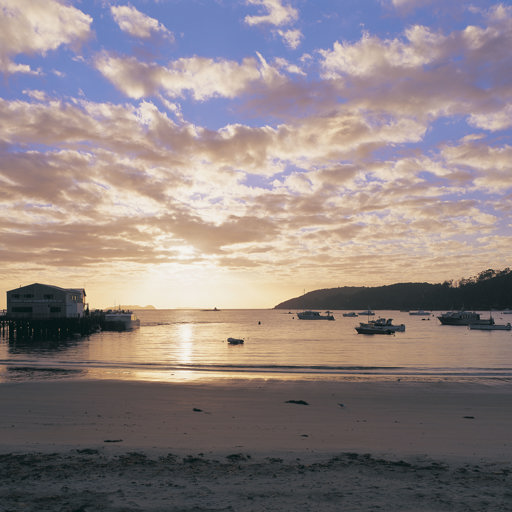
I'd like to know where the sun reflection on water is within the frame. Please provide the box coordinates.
[176,323,194,364]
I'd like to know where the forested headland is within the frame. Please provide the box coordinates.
[274,268,512,311]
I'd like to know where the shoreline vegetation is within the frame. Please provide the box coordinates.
[1,379,511,510]
[274,267,512,311]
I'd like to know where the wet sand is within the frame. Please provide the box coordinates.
[0,379,511,510]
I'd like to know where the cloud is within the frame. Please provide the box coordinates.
[319,26,444,79]
[111,5,174,41]
[277,28,303,49]
[0,0,92,74]
[244,0,298,27]
[94,52,283,100]
[468,105,512,131]
[314,5,512,136]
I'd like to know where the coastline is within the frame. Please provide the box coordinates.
[1,378,511,510]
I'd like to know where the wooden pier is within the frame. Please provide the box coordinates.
[0,311,105,341]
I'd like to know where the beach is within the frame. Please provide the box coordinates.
[1,378,511,510]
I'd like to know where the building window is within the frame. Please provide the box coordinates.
[12,294,20,299]
[50,307,61,313]
[44,294,54,299]
[12,307,33,313]
[23,294,34,298]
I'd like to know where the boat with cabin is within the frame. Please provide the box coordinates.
[297,310,335,320]
[409,310,431,316]
[355,317,405,335]
[103,309,140,331]
[355,323,394,335]
[437,310,493,326]
[343,312,358,317]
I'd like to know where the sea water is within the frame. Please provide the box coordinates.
[1,309,512,383]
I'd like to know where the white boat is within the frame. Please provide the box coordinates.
[103,309,140,331]
[503,309,512,315]
[355,323,394,335]
[227,337,244,344]
[469,323,511,331]
[409,310,431,316]
[356,317,405,334]
[372,317,405,332]
[297,310,334,320]
[358,309,375,315]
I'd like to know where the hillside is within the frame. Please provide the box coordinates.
[274,268,512,311]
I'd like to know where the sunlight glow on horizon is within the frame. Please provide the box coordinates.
[0,0,511,309]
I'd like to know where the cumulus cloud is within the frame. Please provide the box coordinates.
[468,105,512,131]
[111,5,174,41]
[244,0,298,27]
[277,28,303,49]
[319,26,444,79]
[0,0,92,74]
[94,52,285,100]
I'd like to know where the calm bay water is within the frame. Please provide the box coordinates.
[1,309,512,383]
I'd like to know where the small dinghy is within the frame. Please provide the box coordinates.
[227,337,244,345]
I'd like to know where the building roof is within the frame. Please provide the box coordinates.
[7,283,86,296]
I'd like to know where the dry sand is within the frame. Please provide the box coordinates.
[0,378,511,511]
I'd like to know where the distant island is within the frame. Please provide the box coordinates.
[105,305,156,310]
[274,268,512,311]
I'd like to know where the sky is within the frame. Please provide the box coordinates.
[1,0,511,309]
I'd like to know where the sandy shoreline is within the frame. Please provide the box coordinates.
[1,378,511,510]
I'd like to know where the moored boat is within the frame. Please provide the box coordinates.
[409,310,431,316]
[371,317,406,332]
[103,309,140,331]
[355,324,394,335]
[297,310,334,320]
[356,317,405,334]
[343,312,358,317]
[437,310,492,326]
[227,337,244,344]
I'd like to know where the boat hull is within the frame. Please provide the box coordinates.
[439,317,492,326]
[355,326,393,335]
[438,311,491,326]
[469,323,511,331]
[103,311,140,331]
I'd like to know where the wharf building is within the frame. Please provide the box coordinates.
[1,283,102,340]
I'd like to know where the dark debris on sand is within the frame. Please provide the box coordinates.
[0,451,511,511]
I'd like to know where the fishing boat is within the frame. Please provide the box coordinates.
[297,310,335,320]
[342,312,358,317]
[437,310,493,326]
[103,309,140,331]
[409,310,431,316]
[358,309,375,316]
[227,337,244,344]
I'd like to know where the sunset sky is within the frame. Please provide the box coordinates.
[1,0,511,309]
